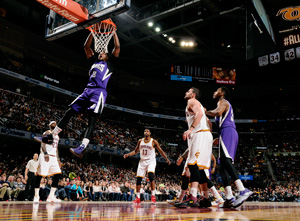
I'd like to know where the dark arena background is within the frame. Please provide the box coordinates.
[0,0,300,220]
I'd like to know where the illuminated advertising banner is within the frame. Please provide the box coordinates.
[170,75,192,82]
[212,67,236,85]
[273,1,300,48]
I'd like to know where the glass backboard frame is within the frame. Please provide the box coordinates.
[45,0,130,41]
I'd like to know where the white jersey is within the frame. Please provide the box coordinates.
[185,101,210,132]
[41,130,59,156]
[185,100,212,169]
[139,138,155,161]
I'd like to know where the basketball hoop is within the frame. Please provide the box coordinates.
[86,19,117,54]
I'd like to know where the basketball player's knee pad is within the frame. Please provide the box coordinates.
[188,164,200,183]
[136,177,142,186]
[181,175,189,190]
[52,174,61,188]
[148,172,154,182]
[199,170,209,184]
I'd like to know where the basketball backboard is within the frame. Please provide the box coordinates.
[45,0,130,41]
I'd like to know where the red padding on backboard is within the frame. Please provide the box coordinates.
[36,0,88,24]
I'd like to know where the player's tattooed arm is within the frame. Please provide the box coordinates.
[123,139,141,158]
[154,140,171,165]
[205,100,228,117]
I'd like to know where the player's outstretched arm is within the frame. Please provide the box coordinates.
[205,100,228,117]
[123,139,141,159]
[154,140,171,165]
[84,33,94,59]
[111,31,120,57]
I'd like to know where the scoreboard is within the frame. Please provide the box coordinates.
[171,64,236,85]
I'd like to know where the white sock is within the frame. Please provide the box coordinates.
[82,138,90,147]
[190,187,197,198]
[210,186,221,199]
[234,179,245,191]
[151,190,156,196]
[49,187,57,197]
[34,188,40,197]
[225,186,234,200]
[136,193,140,198]
[52,126,62,136]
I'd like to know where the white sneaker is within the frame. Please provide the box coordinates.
[166,199,181,205]
[33,196,40,203]
[212,197,225,207]
[46,196,61,203]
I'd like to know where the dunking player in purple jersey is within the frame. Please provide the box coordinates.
[41,21,120,158]
[205,87,252,208]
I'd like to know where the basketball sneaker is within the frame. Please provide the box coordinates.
[133,197,141,204]
[174,195,198,208]
[46,196,62,203]
[33,196,40,203]
[70,144,86,158]
[151,195,156,204]
[211,197,225,207]
[166,199,181,205]
[233,188,253,208]
[219,197,236,208]
[198,197,212,208]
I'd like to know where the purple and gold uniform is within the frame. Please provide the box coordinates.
[70,55,117,114]
[215,100,238,163]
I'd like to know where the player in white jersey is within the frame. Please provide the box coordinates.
[175,87,213,208]
[33,121,62,203]
[124,129,171,204]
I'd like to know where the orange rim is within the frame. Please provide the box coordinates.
[86,19,116,34]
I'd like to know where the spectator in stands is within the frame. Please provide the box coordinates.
[120,181,131,201]
[11,176,25,201]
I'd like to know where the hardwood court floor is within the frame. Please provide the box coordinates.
[0,201,299,220]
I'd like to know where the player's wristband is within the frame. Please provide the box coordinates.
[191,125,195,129]
[44,151,48,155]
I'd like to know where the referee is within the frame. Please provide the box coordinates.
[23,153,38,201]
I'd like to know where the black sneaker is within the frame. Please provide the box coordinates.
[199,197,212,208]
[174,195,198,208]
[219,197,236,208]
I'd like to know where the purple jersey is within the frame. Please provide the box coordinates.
[69,55,117,114]
[215,100,236,131]
[87,55,117,89]
[215,100,238,162]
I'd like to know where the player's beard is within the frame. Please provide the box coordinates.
[50,126,55,130]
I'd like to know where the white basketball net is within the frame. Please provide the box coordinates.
[88,20,117,54]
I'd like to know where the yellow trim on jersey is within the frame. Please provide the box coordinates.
[136,175,144,178]
[187,161,210,169]
[35,173,47,177]
[48,172,62,176]
[188,161,198,166]
[196,129,210,133]
[148,171,155,174]
[198,165,210,169]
